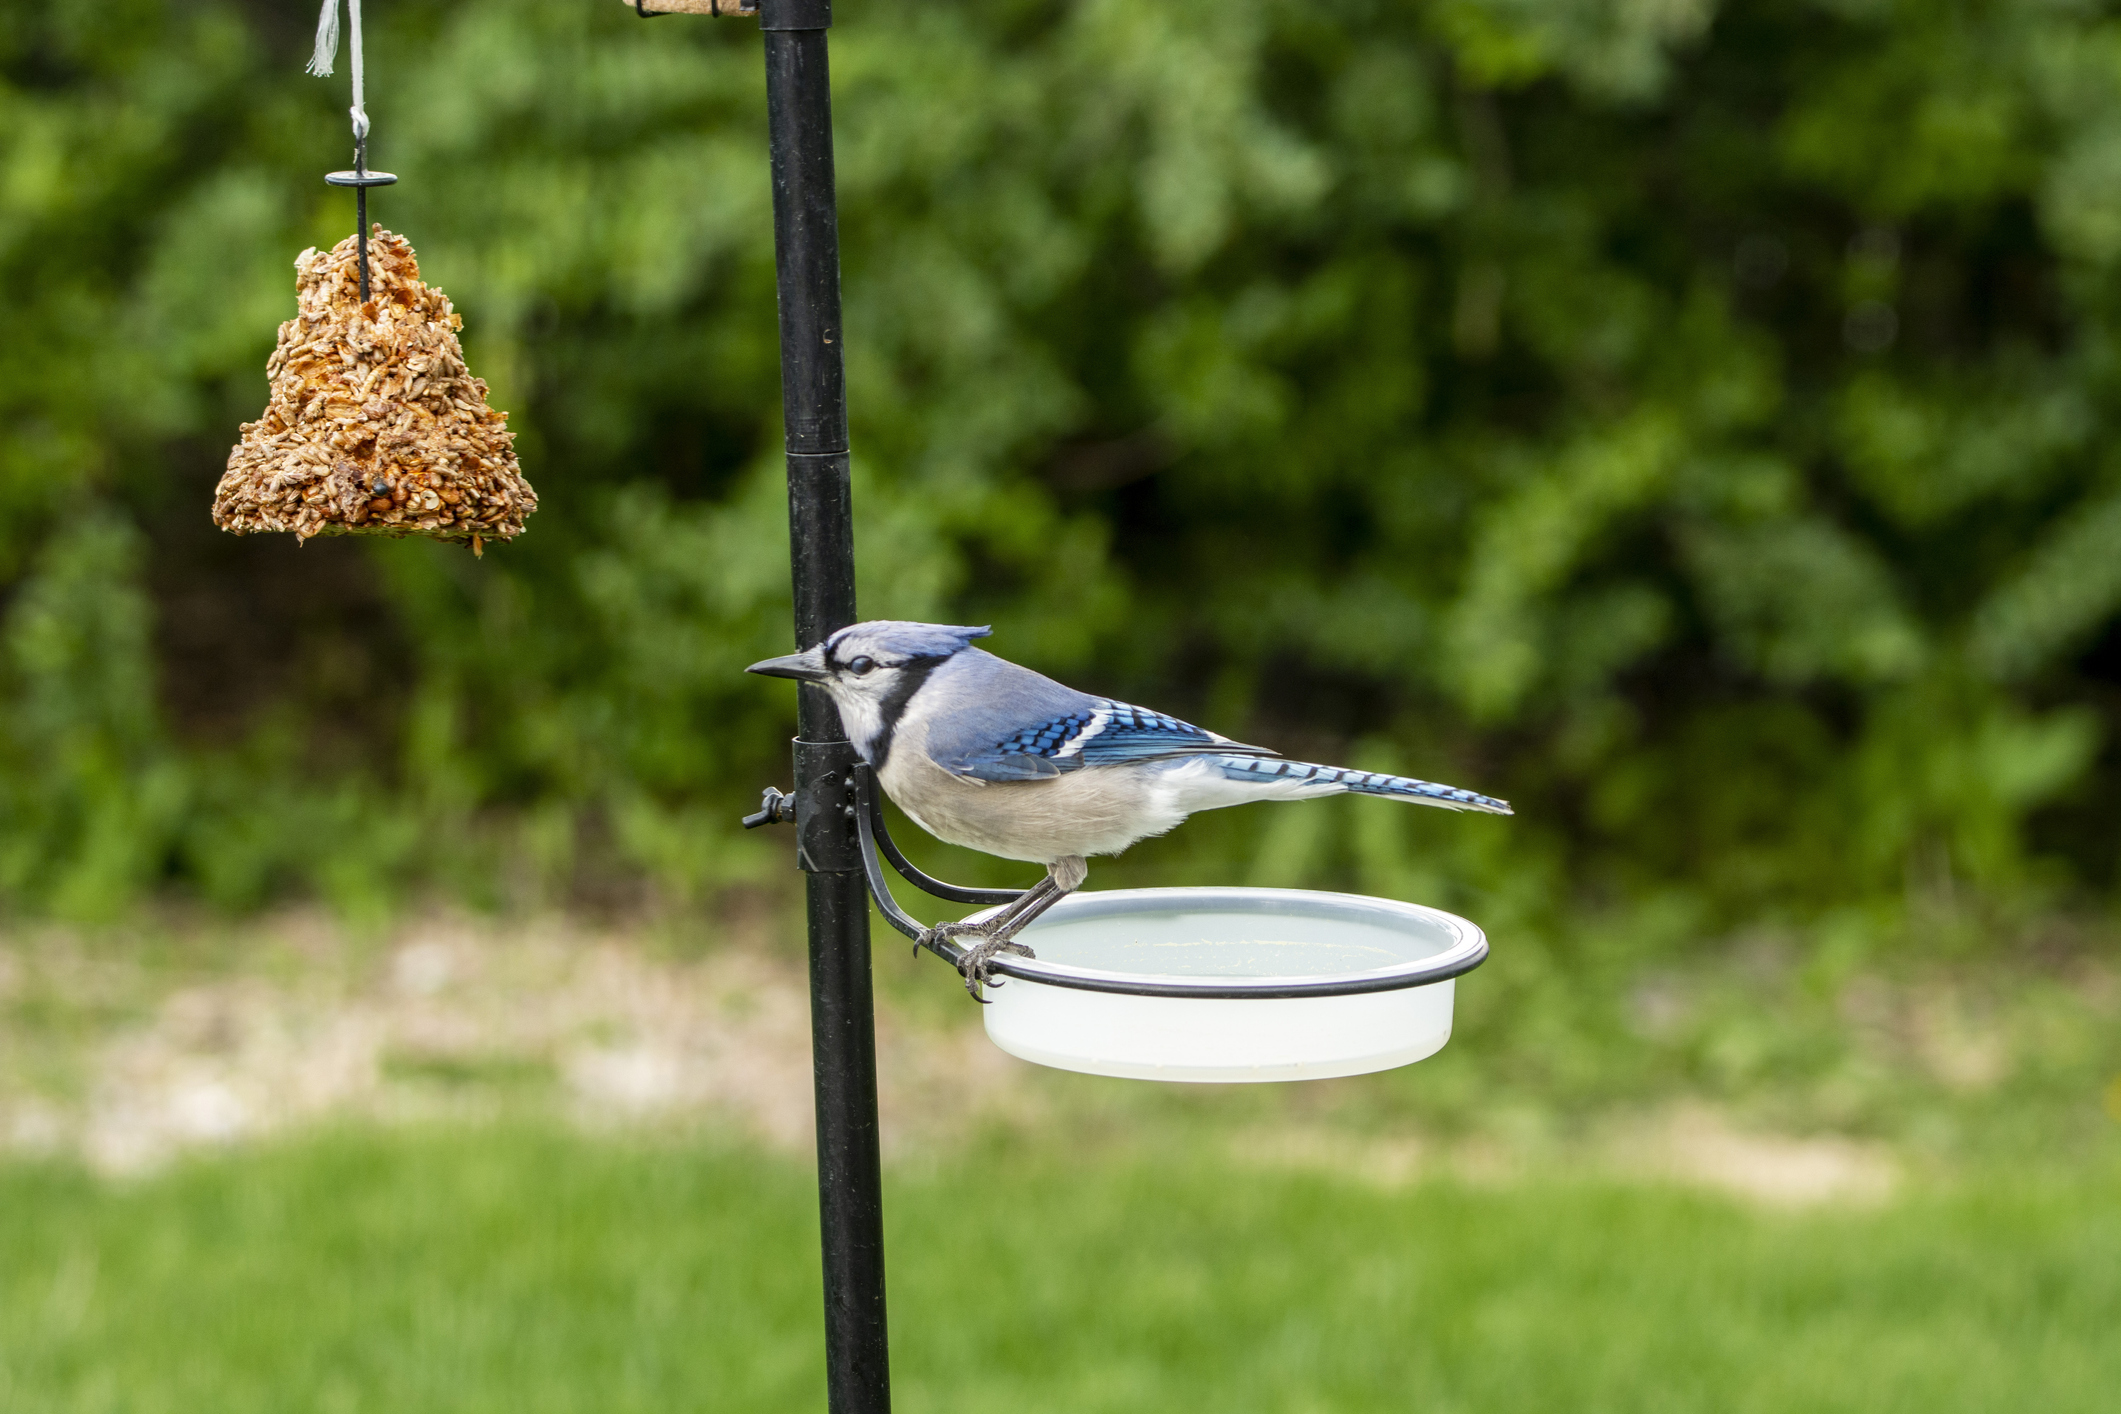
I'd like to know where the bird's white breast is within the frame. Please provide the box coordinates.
[875,693,1192,864]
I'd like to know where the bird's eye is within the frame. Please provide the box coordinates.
[848,655,876,676]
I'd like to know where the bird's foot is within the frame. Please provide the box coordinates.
[935,928,1036,1003]
[912,920,985,960]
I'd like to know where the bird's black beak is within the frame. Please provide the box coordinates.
[746,648,830,683]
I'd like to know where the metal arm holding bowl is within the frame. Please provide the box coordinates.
[745,763,1029,971]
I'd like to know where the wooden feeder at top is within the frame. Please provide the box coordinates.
[213,228,535,553]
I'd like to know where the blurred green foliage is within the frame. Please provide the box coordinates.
[3,0,2119,934]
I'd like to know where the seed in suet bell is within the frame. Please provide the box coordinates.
[213,228,536,546]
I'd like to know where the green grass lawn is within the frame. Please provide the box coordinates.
[2,1127,2116,1413]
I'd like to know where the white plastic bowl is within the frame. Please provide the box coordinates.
[976,886,1486,1083]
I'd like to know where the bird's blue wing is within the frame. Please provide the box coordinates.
[944,699,1275,782]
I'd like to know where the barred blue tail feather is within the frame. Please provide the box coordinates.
[1216,755,1512,814]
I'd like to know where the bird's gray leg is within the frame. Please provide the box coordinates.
[915,877,1055,961]
[954,856,1086,1001]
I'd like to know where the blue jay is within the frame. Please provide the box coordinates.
[750,621,1511,995]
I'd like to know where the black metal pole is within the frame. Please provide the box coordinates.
[356,182,370,302]
[758,3,890,1412]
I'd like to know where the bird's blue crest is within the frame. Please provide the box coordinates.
[823,620,992,663]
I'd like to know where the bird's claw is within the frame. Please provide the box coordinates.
[958,936,1036,1003]
[920,926,1035,1003]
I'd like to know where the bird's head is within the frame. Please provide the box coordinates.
[748,621,992,759]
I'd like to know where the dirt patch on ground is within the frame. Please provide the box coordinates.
[1229,1108,1898,1207]
[0,913,1029,1174]
[3,912,2056,1202]
[1626,1104,1899,1206]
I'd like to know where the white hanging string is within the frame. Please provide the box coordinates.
[305,0,337,77]
[306,0,370,143]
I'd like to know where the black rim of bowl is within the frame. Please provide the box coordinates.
[978,887,1490,1000]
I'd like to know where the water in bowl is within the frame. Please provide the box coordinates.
[1018,895,1458,980]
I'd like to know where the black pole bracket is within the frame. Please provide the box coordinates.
[792,738,864,873]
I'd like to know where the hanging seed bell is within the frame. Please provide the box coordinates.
[214,227,535,553]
